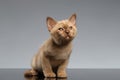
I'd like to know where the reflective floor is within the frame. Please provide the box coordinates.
[0,69,120,80]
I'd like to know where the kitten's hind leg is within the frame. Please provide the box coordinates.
[24,69,38,77]
[31,69,38,76]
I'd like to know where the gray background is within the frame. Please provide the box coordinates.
[0,0,120,68]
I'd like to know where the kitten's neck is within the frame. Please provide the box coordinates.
[50,37,72,46]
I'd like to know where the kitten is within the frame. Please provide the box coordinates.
[24,14,77,78]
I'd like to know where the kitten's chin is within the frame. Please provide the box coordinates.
[66,36,70,40]
[64,35,74,41]
[65,36,71,40]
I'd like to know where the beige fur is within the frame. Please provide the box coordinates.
[24,14,77,78]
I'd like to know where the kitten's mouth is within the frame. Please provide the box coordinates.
[66,36,70,39]
[65,35,71,40]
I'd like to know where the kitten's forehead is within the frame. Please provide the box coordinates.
[57,20,73,27]
[58,20,69,24]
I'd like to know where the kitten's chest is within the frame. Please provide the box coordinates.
[46,45,72,60]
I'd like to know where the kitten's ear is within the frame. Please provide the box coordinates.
[46,17,57,31]
[69,13,76,25]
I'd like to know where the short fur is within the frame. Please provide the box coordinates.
[24,14,77,78]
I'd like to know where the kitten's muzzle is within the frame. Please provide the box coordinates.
[65,30,70,34]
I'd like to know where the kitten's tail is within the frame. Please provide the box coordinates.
[24,69,33,77]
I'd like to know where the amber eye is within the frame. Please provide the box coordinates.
[69,26,72,29]
[58,28,63,31]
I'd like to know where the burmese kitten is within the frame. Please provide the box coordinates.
[24,14,77,78]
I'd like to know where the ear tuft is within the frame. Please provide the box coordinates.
[46,17,56,31]
[69,13,77,25]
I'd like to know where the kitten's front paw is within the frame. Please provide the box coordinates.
[57,71,67,78]
[44,72,56,78]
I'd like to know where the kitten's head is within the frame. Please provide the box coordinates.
[46,14,77,45]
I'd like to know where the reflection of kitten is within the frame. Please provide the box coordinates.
[24,14,77,78]
[25,76,67,80]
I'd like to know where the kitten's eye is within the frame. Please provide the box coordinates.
[58,28,63,31]
[69,26,72,29]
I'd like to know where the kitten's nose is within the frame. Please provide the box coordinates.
[66,30,69,34]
